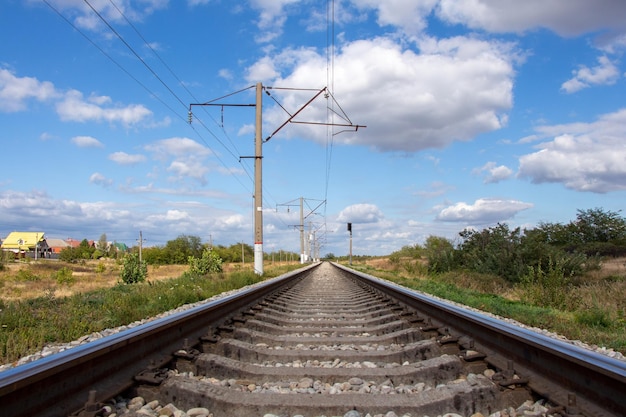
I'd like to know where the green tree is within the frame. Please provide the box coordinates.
[164,235,203,264]
[458,223,526,282]
[120,253,147,284]
[97,233,109,257]
[424,235,457,273]
[187,249,223,275]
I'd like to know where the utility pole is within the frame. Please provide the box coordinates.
[190,84,363,276]
[253,82,264,275]
[299,197,305,263]
[137,231,145,263]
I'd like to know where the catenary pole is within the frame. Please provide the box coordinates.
[254,82,264,275]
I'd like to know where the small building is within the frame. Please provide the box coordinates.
[110,242,129,253]
[65,237,95,248]
[1,231,50,258]
[46,238,71,254]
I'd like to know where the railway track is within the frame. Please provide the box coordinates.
[1,262,624,417]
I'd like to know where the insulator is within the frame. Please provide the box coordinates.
[188,111,193,124]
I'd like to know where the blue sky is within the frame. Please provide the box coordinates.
[1,1,626,258]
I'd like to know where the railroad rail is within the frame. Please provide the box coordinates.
[0,262,624,417]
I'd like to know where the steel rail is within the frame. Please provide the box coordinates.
[332,262,626,417]
[0,263,319,417]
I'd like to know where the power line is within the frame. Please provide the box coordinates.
[47,0,256,195]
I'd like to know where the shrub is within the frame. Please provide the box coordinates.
[187,249,223,276]
[120,253,147,284]
[15,268,39,282]
[95,262,106,274]
[520,257,576,310]
[55,267,75,285]
[575,307,612,328]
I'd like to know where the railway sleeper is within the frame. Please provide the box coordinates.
[139,372,518,417]
[251,311,402,327]
[259,304,396,317]
[192,352,465,386]
[203,338,443,364]
[240,317,413,336]
[229,326,426,346]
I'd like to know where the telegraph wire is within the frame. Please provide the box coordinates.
[106,0,246,161]
[47,1,307,233]
[46,0,252,190]
[82,0,188,110]
[42,0,183,124]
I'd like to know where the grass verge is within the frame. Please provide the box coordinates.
[347,261,626,355]
[0,263,302,366]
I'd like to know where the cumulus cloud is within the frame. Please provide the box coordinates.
[436,0,626,37]
[89,172,113,187]
[561,56,620,93]
[337,203,384,223]
[473,162,513,183]
[352,0,438,34]
[43,0,168,31]
[517,108,626,193]
[108,151,147,165]
[249,35,516,152]
[72,135,104,148]
[0,68,58,112]
[56,90,153,126]
[436,198,533,223]
[249,0,300,42]
[145,137,213,184]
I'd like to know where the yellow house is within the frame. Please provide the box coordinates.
[1,231,49,258]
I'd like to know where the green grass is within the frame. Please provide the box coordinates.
[348,263,626,355]
[0,264,301,366]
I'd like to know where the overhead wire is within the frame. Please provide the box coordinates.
[47,0,256,194]
[106,0,245,159]
[47,0,310,236]
[86,0,259,194]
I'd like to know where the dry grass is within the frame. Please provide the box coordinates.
[0,259,274,302]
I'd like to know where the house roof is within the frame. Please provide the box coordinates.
[1,232,45,250]
[46,238,71,249]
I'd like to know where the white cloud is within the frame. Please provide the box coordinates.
[145,137,213,184]
[436,198,533,223]
[72,135,104,148]
[108,151,147,165]
[337,203,384,223]
[145,137,211,158]
[250,35,516,152]
[0,69,58,112]
[517,109,626,193]
[56,90,153,126]
[561,56,620,93]
[89,172,113,187]
[473,161,513,183]
[436,0,626,37]
[249,0,300,42]
[44,0,168,31]
[352,0,438,34]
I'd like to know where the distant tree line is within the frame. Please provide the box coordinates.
[391,208,626,283]
[140,234,297,265]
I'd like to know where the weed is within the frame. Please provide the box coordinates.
[55,267,75,286]
[15,268,39,282]
[575,308,612,328]
[95,262,106,274]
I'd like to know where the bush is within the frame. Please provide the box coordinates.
[520,257,577,310]
[15,268,39,282]
[187,249,223,276]
[95,262,106,274]
[120,253,147,284]
[55,267,75,285]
